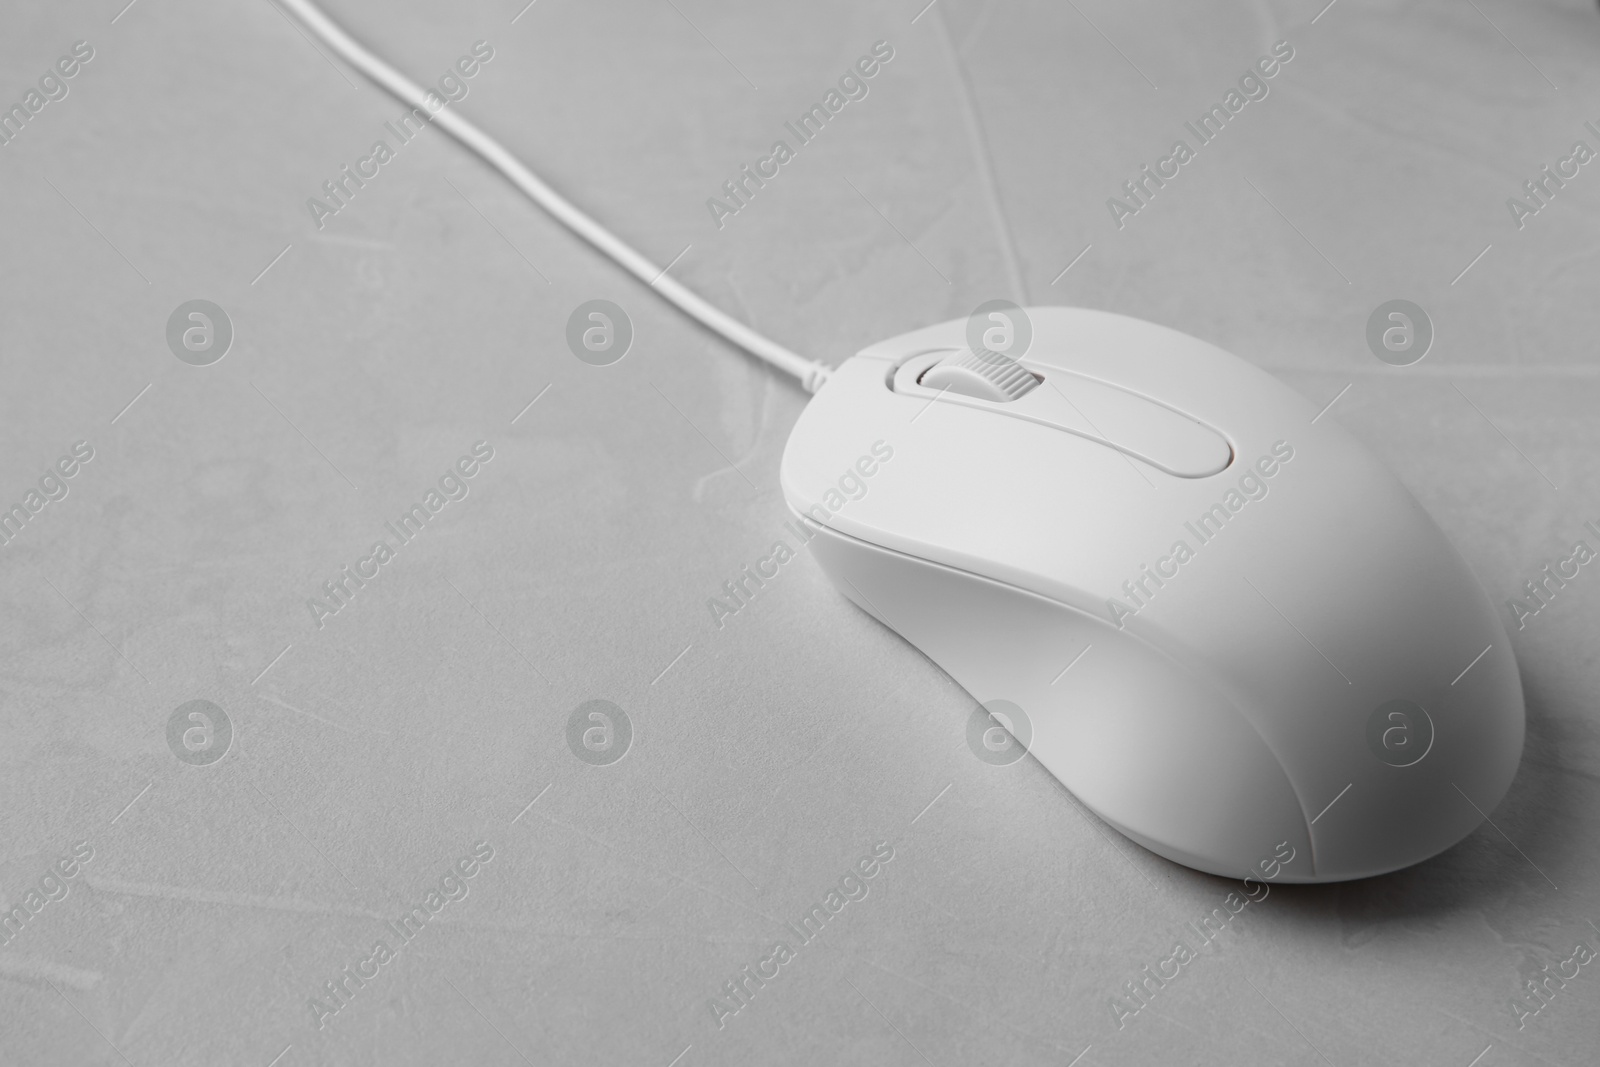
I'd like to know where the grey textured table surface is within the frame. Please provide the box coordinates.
[2,1,1599,1064]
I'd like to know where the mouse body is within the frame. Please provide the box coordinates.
[780,307,1524,883]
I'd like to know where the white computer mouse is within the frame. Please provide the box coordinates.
[780,307,1524,883]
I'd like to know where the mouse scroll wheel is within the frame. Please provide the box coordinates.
[918,350,1042,402]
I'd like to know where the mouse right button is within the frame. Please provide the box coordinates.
[1025,368,1234,477]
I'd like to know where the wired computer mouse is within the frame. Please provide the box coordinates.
[281,0,1525,885]
[780,306,1524,883]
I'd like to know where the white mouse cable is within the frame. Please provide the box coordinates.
[277,0,833,395]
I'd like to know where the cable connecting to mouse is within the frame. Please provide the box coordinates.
[277,0,833,395]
